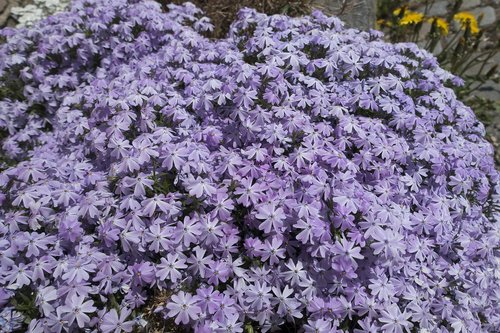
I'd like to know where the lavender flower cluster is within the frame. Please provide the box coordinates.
[0,0,499,332]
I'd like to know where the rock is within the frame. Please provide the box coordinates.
[472,6,496,27]
[476,84,500,101]
[426,1,448,16]
[5,16,17,27]
[431,41,443,55]
[0,0,8,12]
[311,0,376,30]
[0,3,13,27]
[460,0,480,10]
[0,0,33,28]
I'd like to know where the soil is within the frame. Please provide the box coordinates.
[159,0,313,38]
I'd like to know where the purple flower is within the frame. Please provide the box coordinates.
[35,286,58,316]
[332,237,364,267]
[101,308,135,333]
[255,203,286,234]
[58,218,83,242]
[196,286,221,314]
[246,281,272,310]
[282,260,308,286]
[369,273,395,302]
[206,260,231,286]
[6,263,32,288]
[0,0,498,332]
[166,291,201,325]
[370,228,405,258]
[303,319,332,333]
[156,253,187,283]
[62,257,96,283]
[186,176,217,198]
[186,246,213,278]
[234,177,264,207]
[59,295,96,328]
[129,262,156,286]
[272,285,303,318]
[146,222,173,253]
[173,216,202,247]
[215,312,243,333]
[200,215,224,245]
[258,236,286,265]
[378,305,412,333]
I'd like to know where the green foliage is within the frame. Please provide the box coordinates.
[11,286,39,325]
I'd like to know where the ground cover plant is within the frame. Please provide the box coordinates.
[0,0,499,332]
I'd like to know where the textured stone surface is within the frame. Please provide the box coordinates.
[0,0,33,27]
[472,6,496,26]
[0,0,17,27]
[461,0,481,9]
[0,0,8,12]
[426,1,449,16]
[311,0,376,30]
[0,2,13,27]
[475,52,500,100]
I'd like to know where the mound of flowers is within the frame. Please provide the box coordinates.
[0,0,499,332]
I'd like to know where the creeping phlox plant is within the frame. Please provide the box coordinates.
[0,0,498,332]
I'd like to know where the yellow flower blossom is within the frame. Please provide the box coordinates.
[393,8,404,16]
[400,12,424,25]
[453,12,480,34]
[393,8,424,25]
[377,19,392,28]
[428,17,449,35]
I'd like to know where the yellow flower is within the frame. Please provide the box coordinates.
[428,17,449,35]
[454,12,475,22]
[400,11,424,25]
[394,8,424,26]
[393,7,404,16]
[453,12,480,34]
[377,19,392,28]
